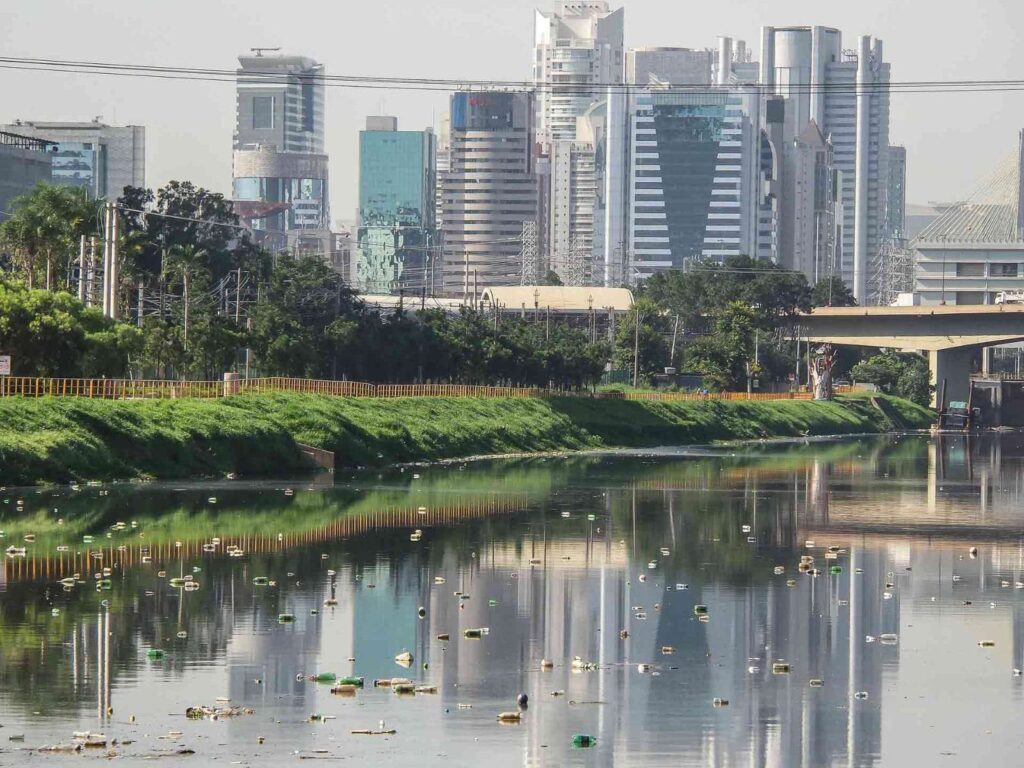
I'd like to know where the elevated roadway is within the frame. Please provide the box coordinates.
[798,305,1024,406]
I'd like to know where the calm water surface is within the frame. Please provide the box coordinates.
[3,434,1024,766]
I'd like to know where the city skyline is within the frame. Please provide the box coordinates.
[2,0,1022,225]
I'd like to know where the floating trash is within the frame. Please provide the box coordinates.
[854,691,869,700]
[979,640,996,648]
[277,614,296,624]
[772,662,791,675]
[880,634,899,645]
[147,649,165,661]
[497,711,522,724]
[572,734,596,748]
[712,698,729,707]
[694,605,708,616]
[395,650,414,666]
[463,628,489,639]
[809,679,824,688]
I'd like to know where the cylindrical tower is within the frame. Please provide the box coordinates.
[853,35,873,303]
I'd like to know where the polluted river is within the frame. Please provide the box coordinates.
[2,433,1024,766]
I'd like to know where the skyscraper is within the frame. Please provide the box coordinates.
[231,53,329,249]
[2,119,145,200]
[534,2,623,286]
[626,48,713,88]
[887,145,907,241]
[533,1,624,145]
[624,88,765,278]
[356,117,437,294]
[440,91,538,295]
[759,26,892,302]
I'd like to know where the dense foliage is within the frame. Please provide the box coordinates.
[635,255,852,390]
[850,352,932,406]
[1,181,902,393]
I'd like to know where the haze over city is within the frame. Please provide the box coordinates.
[2,0,1023,219]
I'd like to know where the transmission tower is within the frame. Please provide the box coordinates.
[520,221,539,285]
[870,239,915,307]
[566,233,586,286]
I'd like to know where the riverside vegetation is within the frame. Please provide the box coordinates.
[0,392,933,486]
[0,181,931,398]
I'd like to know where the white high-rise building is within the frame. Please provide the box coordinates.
[759,26,891,302]
[536,2,623,284]
[534,1,624,145]
[598,84,768,284]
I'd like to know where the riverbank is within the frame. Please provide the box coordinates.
[0,392,934,486]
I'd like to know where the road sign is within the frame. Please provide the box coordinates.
[0,356,10,376]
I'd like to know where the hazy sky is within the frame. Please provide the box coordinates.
[2,0,1023,225]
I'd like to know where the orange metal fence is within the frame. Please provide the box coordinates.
[0,375,842,403]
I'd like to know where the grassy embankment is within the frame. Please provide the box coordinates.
[0,392,933,486]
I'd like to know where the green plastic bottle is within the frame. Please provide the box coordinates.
[572,734,596,748]
[313,672,337,683]
[337,676,364,688]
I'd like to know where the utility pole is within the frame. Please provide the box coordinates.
[101,203,111,317]
[87,237,96,307]
[77,236,86,302]
[110,205,119,320]
[633,306,641,388]
[235,267,242,324]
[669,315,680,368]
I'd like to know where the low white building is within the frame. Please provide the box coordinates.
[914,132,1024,306]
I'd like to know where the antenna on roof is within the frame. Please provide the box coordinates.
[250,47,282,57]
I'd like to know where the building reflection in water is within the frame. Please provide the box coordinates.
[5,435,1024,765]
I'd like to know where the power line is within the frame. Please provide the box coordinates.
[2,55,1024,96]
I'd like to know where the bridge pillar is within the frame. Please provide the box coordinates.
[929,347,981,409]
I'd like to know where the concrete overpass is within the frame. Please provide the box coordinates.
[798,305,1024,406]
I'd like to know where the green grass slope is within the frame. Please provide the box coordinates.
[0,392,933,486]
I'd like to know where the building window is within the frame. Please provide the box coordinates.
[253,96,275,130]
[955,291,986,305]
[991,263,1019,278]
[955,263,985,278]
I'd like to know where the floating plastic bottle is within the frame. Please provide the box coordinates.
[572,734,596,748]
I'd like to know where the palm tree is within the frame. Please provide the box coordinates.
[164,243,208,351]
[0,183,99,290]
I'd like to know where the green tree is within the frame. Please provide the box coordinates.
[163,244,208,352]
[0,280,137,377]
[850,352,932,406]
[613,299,670,385]
[683,302,759,391]
[540,269,563,286]
[0,183,100,290]
[642,255,812,331]
[811,275,857,307]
